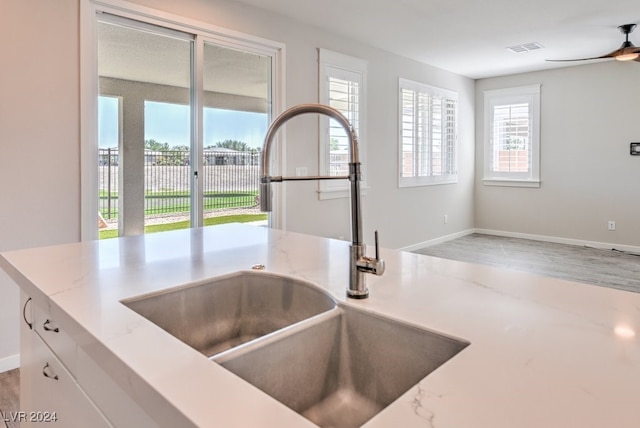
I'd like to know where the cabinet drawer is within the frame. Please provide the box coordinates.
[25,332,112,428]
[32,301,78,376]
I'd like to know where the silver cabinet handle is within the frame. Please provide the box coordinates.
[43,319,59,333]
[23,297,33,330]
[42,363,59,380]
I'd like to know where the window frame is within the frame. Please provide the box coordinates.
[318,48,367,199]
[398,78,458,188]
[483,84,541,188]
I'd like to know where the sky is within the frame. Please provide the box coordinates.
[98,98,268,149]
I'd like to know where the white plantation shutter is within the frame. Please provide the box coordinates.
[399,78,458,187]
[483,85,540,187]
[327,76,359,177]
[491,103,530,173]
[318,49,367,198]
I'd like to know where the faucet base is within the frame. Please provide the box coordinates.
[347,288,369,299]
[349,244,369,299]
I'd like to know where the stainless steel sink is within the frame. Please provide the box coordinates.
[123,271,469,427]
[214,304,469,428]
[122,271,337,356]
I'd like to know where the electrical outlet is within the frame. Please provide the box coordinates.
[444,214,448,224]
[608,221,616,231]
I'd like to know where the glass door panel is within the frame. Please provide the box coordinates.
[97,18,193,236]
[202,43,270,220]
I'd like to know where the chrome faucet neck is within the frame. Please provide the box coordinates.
[261,104,360,172]
[259,103,384,298]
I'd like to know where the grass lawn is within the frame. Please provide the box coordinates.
[99,213,267,239]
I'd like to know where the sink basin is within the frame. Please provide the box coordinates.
[124,271,468,427]
[214,304,469,428]
[122,271,337,356]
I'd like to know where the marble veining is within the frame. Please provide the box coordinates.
[409,383,436,427]
[2,224,640,427]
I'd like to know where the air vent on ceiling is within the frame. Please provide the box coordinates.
[506,42,544,54]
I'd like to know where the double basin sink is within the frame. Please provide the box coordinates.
[123,271,469,427]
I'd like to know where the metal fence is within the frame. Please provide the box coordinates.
[99,148,261,219]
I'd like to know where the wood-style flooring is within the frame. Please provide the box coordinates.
[414,233,640,293]
[0,368,19,428]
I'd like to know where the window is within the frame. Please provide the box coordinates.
[483,85,541,187]
[398,78,458,187]
[318,49,367,198]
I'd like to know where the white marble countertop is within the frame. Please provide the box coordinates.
[2,223,640,427]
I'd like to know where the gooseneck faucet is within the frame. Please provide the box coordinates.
[260,104,385,299]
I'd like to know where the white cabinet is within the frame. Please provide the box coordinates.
[23,329,112,428]
[20,293,112,428]
[20,293,162,427]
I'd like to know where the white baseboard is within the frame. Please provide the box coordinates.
[403,228,640,255]
[0,353,19,373]
[474,228,640,254]
[399,228,475,252]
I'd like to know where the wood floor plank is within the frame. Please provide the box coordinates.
[414,233,640,293]
[0,369,19,428]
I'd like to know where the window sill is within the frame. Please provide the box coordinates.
[482,179,540,188]
[399,178,458,188]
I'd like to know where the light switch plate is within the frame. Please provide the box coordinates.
[630,142,640,155]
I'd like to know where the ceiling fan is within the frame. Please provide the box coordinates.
[547,24,640,62]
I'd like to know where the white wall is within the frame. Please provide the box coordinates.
[0,0,80,370]
[0,0,474,367]
[475,61,640,247]
[128,0,476,250]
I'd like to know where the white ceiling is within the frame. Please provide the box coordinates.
[232,0,640,79]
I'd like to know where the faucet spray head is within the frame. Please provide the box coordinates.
[259,178,273,212]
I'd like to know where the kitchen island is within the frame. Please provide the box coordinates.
[1,223,639,427]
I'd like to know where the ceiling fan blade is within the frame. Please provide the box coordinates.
[546,24,640,63]
[546,53,614,62]
[546,45,628,62]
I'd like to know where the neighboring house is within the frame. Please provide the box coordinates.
[98,147,119,166]
[204,147,259,166]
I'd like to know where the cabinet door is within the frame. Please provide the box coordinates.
[23,331,112,428]
[32,299,77,374]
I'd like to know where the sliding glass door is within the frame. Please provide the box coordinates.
[96,14,273,238]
